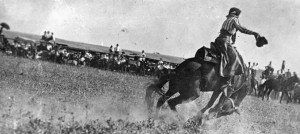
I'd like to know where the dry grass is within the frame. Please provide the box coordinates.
[1,52,300,134]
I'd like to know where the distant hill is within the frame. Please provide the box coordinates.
[3,31,185,64]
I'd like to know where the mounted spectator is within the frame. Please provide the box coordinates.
[120,51,125,58]
[50,32,55,42]
[141,50,146,58]
[43,31,51,41]
[140,50,146,62]
[277,70,280,76]
[158,58,163,65]
[41,31,47,40]
[286,69,292,79]
[114,44,121,55]
[293,72,298,79]
[139,55,146,62]
[84,50,92,59]
[109,45,114,55]
[79,52,86,66]
[251,62,258,78]
[120,52,126,61]
[247,62,251,75]
[265,61,274,77]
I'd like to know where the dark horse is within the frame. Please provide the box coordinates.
[260,76,300,103]
[145,46,251,122]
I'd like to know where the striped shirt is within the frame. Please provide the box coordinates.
[221,15,254,35]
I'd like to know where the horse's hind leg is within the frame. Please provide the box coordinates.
[280,91,286,103]
[156,85,179,111]
[267,89,273,101]
[262,88,269,101]
[254,81,258,96]
[167,94,198,112]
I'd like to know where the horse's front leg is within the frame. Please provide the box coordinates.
[280,91,286,103]
[267,88,273,101]
[156,95,169,110]
[200,90,222,114]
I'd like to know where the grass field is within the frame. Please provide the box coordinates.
[1,53,300,134]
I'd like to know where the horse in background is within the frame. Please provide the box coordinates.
[259,76,300,103]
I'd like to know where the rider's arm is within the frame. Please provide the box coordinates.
[233,18,257,35]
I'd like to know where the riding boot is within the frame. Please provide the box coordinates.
[221,76,233,97]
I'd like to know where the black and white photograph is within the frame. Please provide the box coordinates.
[0,0,300,133]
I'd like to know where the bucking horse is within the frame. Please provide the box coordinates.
[145,43,255,125]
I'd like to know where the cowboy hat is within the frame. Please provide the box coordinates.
[256,36,268,47]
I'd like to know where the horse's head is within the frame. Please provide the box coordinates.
[216,98,240,118]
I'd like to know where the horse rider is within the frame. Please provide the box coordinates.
[285,69,292,79]
[114,44,121,56]
[264,61,274,79]
[293,72,298,79]
[214,7,261,97]
[251,62,258,78]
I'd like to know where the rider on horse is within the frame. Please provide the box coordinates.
[215,7,261,97]
[263,61,274,79]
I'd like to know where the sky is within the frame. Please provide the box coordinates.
[1,0,300,73]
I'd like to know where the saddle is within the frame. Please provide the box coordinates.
[194,43,221,91]
[194,42,221,64]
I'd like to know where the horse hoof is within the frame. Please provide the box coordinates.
[186,116,203,127]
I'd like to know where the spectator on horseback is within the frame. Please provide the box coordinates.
[251,62,258,78]
[158,58,163,65]
[46,31,51,41]
[120,51,126,61]
[247,62,251,75]
[84,50,92,59]
[109,45,114,54]
[141,50,146,58]
[120,51,125,58]
[263,61,274,79]
[277,70,281,76]
[41,31,47,40]
[140,50,146,62]
[50,32,55,42]
[293,72,298,79]
[157,58,164,70]
[286,69,292,79]
[214,7,261,97]
[114,44,121,55]
[79,54,86,66]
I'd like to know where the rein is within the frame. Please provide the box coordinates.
[230,74,248,94]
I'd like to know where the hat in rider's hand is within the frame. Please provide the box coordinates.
[256,36,268,47]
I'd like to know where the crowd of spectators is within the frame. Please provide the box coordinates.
[41,31,55,43]
[52,43,178,76]
[248,60,298,84]
[0,30,179,77]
